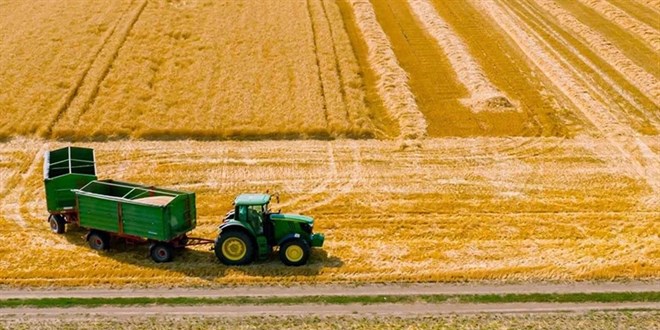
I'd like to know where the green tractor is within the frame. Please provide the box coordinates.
[215,194,324,266]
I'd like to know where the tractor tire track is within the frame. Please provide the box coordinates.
[471,0,660,203]
[576,0,659,52]
[406,0,516,113]
[50,0,148,138]
[34,3,132,139]
[532,0,660,107]
[298,141,362,213]
[0,143,48,228]
[510,0,660,133]
[277,143,338,210]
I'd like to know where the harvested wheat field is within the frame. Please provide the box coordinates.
[0,0,658,287]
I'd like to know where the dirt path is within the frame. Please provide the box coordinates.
[1,282,657,299]
[0,302,657,318]
[3,282,658,317]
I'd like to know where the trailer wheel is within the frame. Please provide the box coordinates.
[279,239,310,266]
[88,231,109,250]
[150,243,174,263]
[215,230,254,265]
[48,215,66,234]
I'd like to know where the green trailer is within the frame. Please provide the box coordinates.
[43,147,210,262]
[74,179,201,262]
[44,146,98,232]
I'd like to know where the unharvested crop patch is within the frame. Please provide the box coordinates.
[0,0,133,138]
[51,0,376,140]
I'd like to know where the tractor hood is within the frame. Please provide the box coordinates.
[270,213,314,224]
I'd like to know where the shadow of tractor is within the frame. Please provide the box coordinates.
[62,226,342,283]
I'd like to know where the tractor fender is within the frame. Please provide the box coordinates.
[277,233,303,246]
[218,223,256,245]
[219,220,252,235]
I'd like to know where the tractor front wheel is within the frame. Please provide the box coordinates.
[215,231,254,266]
[48,215,66,234]
[279,239,310,266]
[87,231,109,250]
[150,243,174,263]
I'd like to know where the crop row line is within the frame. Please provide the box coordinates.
[345,0,427,139]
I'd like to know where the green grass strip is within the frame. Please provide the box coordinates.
[0,292,657,309]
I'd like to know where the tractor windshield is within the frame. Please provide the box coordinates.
[247,205,264,231]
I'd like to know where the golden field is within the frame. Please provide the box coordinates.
[0,0,658,287]
[0,138,658,286]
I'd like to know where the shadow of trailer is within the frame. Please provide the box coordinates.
[44,147,213,262]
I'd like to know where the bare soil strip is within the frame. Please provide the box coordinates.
[407,0,515,112]
[0,302,657,318]
[346,0,427,139]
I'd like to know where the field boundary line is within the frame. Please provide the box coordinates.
[406,0,516,113]
[50,0,148,137]
[471,0,660,201]
[346,0,427,139]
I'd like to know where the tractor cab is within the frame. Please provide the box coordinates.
[233,194,270,235]
[215,193,324,266]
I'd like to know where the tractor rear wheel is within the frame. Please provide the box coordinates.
[279,239,310,266]
[150,243,174,263]
[87,231,109,250]
[215,230,254,265]
[49,215,66,234]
